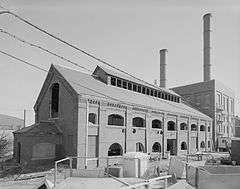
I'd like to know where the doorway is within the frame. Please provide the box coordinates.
[167,139,177,155]
[17,142,21,163]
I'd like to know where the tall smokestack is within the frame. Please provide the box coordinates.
[160,49,167,88]
[203,13,212,82]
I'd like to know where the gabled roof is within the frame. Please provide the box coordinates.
[53,64,212,120]
[93,65,180,96]
[13,121,62,135]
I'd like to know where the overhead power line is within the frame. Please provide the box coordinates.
[0,50,47,72]
[0,9,167,92]
[0,50,209,118]
[0,28,93,73]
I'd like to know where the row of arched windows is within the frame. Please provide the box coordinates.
[108,142,162,156]
[108,140,208,156]
[88,113,211,132]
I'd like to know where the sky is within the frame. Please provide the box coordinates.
[0,0,240,125]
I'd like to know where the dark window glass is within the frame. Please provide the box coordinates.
[122,81,127,89]
[128,83,132,90]
[117,79,122,87]
[158,92,161,98]
[142,87,146,94]
[108,114,124,126]
[200,125,205,131]
[191,124,197,131]
[154,91,157,97]
[51,83,59,118]
[108,143,123,156]
[152,119,162,129]
[181,142,187,150]
[89,113,97,124]
[167,121,176,131]
[152,142,161,152]
[133,84,137,91]
[208,126,211,132]
[180,123,188,130]
[137,86,141,93]
[133,117,145,127]
[136,142,145,152]
[150,90,154,96]
[111,77,116,86]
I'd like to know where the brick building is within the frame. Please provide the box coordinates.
[172,80,235,151]
[13,64,212,167]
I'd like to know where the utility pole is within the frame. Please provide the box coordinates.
[23,109,26,128]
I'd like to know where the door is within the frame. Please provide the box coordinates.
[17,142,21,163]
[167,139,177,155]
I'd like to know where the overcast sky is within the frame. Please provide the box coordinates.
[0,0,240,125]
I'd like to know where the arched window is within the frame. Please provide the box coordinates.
[108,114,124,126]
[200,141,205,148]
[208,126,211,132]
[180,123,188,130]
[152,119,162,129]
[191,124,197,131]
[200,125,205,131]
[152,142,161,152]
[181,142,187,150]
[167,121,176,131]
[108,143,123,156]
[133,117,145,127]
[136,142,145,152]
[51,83,59,118]
[89,113,97,124]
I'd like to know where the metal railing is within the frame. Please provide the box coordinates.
[53,155,169,187]
[121,175,172,189]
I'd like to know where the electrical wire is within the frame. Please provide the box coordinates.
[0,49,211,119]
[0,29,93,73]
[0,9,170,93]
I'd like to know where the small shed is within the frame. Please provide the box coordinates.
[13,121,63,165]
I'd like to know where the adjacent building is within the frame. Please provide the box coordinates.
[234,116,240,137]
[172,80,235,151]
[13,64,212,167]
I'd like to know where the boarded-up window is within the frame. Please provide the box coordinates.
[32,143,55,160]
[88,136,98,158]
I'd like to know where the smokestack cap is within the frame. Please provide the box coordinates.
[160,49,168,53]
[203,13,212,19]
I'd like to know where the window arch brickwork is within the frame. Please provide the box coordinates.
[200,125,205,131]
[167,121,176,131]
[180,122,188,130]
[152,119,162,129]
[191,124,197,131]
[108,143,123,156]
[108,114,124,126]
[133,117,145,127]
[152,142,161,152]
[181,142,187,150]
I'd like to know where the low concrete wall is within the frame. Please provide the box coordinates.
[197,166,240,189]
